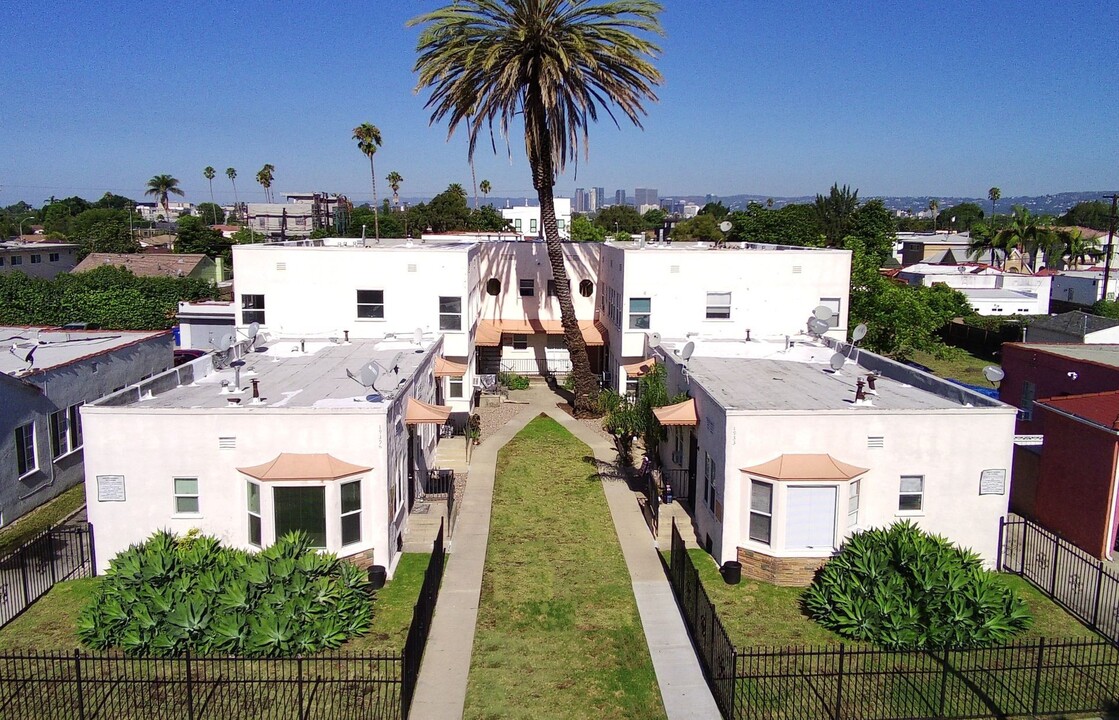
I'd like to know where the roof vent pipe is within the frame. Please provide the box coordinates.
[855,378,867,403]
[344,330,350,343]
[745,328,751,341]
[300,339,305,353]
[866,374,877,392]
[227,397,241,407]
[251,379,260,399]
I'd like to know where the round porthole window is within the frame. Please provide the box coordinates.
[578,279,594,297]
[486,278,501,296]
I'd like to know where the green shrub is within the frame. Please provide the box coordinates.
[802,522,1031,649]
[78,530,373,656]
[498,371,530,390]
[560,373,575,392]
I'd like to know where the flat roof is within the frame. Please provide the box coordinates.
[0,242,80,251]
[100,336,439,410]
[658,336,1004,413]
[0,327,168,376]
[1006,343,1119,369]
[238,237,476,251]
[604,240,848,253]
[957,287,1038,300]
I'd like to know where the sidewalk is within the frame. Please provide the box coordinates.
[410,386,719,719]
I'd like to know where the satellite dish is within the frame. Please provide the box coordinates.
[359,363,380,388]
[983,366,1005,384]
[829,353,846,371]
[648,331,662,349]
[681,341,695,361]
[851,323,868,342]
[212,333,233,352]
[813,305,835,321]
[719,221,732,232]
[957,265,967,274]
[248,322,260,340]
[808,318,830,336]
[413,328,424,345]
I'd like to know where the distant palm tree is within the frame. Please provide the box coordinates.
[203,167,217,223]
[480,179,492,202]
[145,174,184,221]
[353,123,383,239]
[410,0,663,417]
[929,199,939,232]
[995,206,1043,271]
[226,167,239,219]
[386,171,404,207]
[1060,228,1101,269]
[256,164,275,203]
[988,186,1001,225]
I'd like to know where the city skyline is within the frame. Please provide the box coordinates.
[1,1,1117,208]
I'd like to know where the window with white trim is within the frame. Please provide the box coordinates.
[628,297,651,329]
[356,289,384,319]
[848,479,860,527]
[49,410,70,458]
[439,296,462,331]
[247,481,261,547]
[530,218,538,233]
[519,278,534,297]
[448,377,464,399]
[11,255,22,266]
[899,475,924,512]
[30,254,42,264]
[704,453,717,512]
[749,480,773,545]
[341,480,362,546]
[819,297,841,327]
[15,422,36,477]
[705,292,732,320]
[68,404,83,450]
[241,294,265,324]
[49,253,60,262]
[174,477,200,514]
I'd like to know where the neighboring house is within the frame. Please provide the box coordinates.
[82,335,454,576]
[0,242,80,279]
[136,202,193,222]
[897,232,1031,272]
[73,253,227,284]
[895,262,1051,316]
[501,199,571,239]
[651,336,1015,584]
[1030,391,1119,559]
[1024,311,1119,344]
[243,193,347,238]
[1050,269,1119,307]
[0,327,173,526]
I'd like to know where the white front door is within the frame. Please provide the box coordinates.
[785,485,837,551]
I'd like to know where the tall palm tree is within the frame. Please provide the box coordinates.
[203,167,217,223]
[995,205,1041,271]
[144,174,185,221]
[1060,228,1101,270]
[410,0,664,416]
[480,179,492,203]
[988,186,1001,226]
[353,123,383,239]
[256,164,275,203]
[386,171,404,207]
[226,167,240,219]
[929,199,939,232]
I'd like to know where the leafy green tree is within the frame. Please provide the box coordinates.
[846,199,896,265]
[410,0,663,418]
[728,202,824,247]
[71,208,129,239]
[480,179,492,201]
[93,192,136,210]
[815,183,859,246]
[570,215,606,242]
[145,175,184,220]
[231,226,260,245]
[353,123,383,238]
[202,166,217,222]
[698,201,729,219]
[196,203,225,225]
[1060,227,1101,269]
[642,207,666,232]
[469,204,512,233]
[937,202,984,232]
[594,204,645,234]
[1091,300,1119,319]
[670,214,722,242]
[1059,200,1114,232]
[76,219,140,259]
[42,196,93,235]
[425,184,471,232]
[176,215,231,260]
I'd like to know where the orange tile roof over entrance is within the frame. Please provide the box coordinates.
[622,357,657,376]
[473,319,606,347]
[237,453,371,481]
[653,398,698,426]
[741,454,869,481]
[433,357,467,378]
[404,397,452,425]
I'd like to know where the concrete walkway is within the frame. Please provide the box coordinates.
[410,386,719,719]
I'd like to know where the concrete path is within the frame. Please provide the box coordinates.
[410,386,719,719]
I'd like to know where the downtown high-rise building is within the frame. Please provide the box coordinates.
[634,187,658,207]
[574,188,587,213]
[615,189,626,206]
[594,187,605,210]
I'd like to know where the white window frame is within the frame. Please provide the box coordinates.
[705,291,732,320]
[15,422,36,478]
[30,254,42,264]
[530,218,538,233]
[899,475,924,514]
[341,479,362,546]
[241,294,266,325]
[438,296,462,331]
[749,480,773,545]
[819,297,841,328]
[519,278,535,297]
[448,376,464,399]
[11,255,23,266]
[848,479,860,527]
[512,334,528,350]
[247,481,262,547]
[173,477,200,516]
[50,409,70,459]
[356,289,385,320]
[628,297,651,329]
[704,453,717,513]
[49,252,60,262]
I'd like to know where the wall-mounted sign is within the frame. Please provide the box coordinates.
[979,469,1006,496]
[1013,434,1044,446]
[97,475,126,502]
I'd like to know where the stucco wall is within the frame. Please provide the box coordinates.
[478,241,600,323]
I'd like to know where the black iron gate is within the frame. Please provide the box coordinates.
[0,524,95,628]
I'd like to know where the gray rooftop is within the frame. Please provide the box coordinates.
[957,287,1038,300]
[1010,343,1119,368]
[605,240,847,253]
[0,327,167,376]
[1028,311,1119,337]
[244,237,475,251]
[97,336,438,411]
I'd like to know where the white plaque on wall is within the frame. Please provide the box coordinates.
[979,469,1006,496]
[97,475,126,502]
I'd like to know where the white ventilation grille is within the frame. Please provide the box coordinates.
[792,265,803,274]
[867,436,884,449]
[276,262,286,271]
[407,264,417,273]
[218,436,236,449]
[670,265,680,274]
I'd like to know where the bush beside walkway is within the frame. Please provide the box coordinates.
[464,414,665,719]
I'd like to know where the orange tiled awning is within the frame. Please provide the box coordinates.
[237,453,371,481]
[741,454,869,481]
[474,319,606,347]
[405,397,452,425]
[622,357,657,376]
[433,357,467,378]
[652,399,697,426]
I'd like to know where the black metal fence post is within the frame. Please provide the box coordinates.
[1031,637,1046,716]
[1020,518,1027,573]
[297,656,304,719]
[1092,563,1104,626]
[937,646,950,717]
[46,531,57,585]
[835,644,845,718]
[19,546,31,610]
[1049,536,1060,594]
[996,516,1005,572]
[185,647,195,720]
[87,523,97,577]
[74,649,85,720]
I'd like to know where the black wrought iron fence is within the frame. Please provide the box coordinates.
[401,519,446,716]
[0,524,95,628]
[1000,514,1119,644]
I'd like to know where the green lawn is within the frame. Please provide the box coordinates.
[0,485,85,556]
[0,554,432,654]
[909,349,995,387]
[465,415,665,720]
[685,548,1099,649]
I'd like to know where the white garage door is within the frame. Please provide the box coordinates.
[785,486,837,550]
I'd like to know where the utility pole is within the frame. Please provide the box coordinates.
[1102,194,1119,303]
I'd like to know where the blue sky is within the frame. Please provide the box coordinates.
[1,1,1117,207]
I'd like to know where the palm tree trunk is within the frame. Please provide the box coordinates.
[208,180,216,223]
[231,180,240,220]
[369,156,380,240]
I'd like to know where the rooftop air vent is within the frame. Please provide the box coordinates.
[670,265,680,274]
[792,265,803,274]
[218,436,236,449]
[867,436,884,448]
[407,264,417,273]
[276,262,286,271]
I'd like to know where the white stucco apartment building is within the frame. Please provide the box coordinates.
[651,335,1016,584]
[83,335,454,576]
[500,199,572,239]
[895,263,1052,316]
